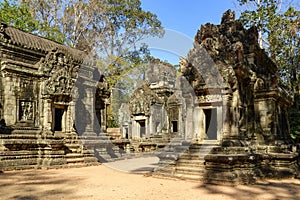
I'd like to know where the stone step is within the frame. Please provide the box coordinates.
[66,153,85,158]
[153,167,175,177]
[1,158,37,166]
[176,159,205,167]
[0,150,39,156]
[179,154,205,160]
[1,153,66,160]
[175,166,205,175]
[152,141,220,181]
[65,143,81,147]
[66,157,85,163]
[173,173,203,181]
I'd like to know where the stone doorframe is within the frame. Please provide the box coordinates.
[52,104,67,132]
[132,116,149,139]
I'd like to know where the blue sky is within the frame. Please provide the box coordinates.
[140,0,237,64]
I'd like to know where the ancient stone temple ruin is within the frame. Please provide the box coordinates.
[153,10,299,184]
[0,22,110,170]
[0,9,298,185]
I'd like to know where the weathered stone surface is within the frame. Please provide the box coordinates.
[179,9,298,184]
[0,22,110,170]
[153,10,298,184]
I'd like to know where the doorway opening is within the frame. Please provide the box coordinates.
[172,121,178,133]
[54,107,65,131]
[204,108,217,139]
[137,120,146,137]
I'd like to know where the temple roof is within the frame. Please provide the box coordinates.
[0,22,85,62]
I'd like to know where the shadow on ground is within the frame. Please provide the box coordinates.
[0,169,84,200]
[196,178,300,200]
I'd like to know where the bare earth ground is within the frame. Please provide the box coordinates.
[1,158,300,200]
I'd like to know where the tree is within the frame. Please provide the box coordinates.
[1,0,164,87]
[18,0,164,84]
[237,0,300,138]
[0,0,38,32]
[1,0,164,127]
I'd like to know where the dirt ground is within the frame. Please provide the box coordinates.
[1,164,300,200]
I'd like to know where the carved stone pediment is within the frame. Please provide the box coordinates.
[129,84,162,116]
[37,49,80,96]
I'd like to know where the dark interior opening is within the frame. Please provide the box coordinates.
[54,108,64,131]
[204,108,217,139]
[125,127,129,139]
[172,121,178,132]
[137,120,146,137]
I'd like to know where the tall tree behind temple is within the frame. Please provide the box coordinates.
[1,0,163,82]
[1,0,164,128]
[237,0,300,138]
[0,0,38,32]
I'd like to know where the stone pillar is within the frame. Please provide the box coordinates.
[82,88,96,136]
[193,106,202,140]
[69,100,76,133]
[66,101,74,133]
[230,90,240,137]
[185,107,194,140]
[131,120,136,139]
[146,117,150,138]
[217,106,223,140]
[3,76,17,126]
[43,98,52,131]
[100,100,109,133]
[254,91,277,144]
[222,93,232,139]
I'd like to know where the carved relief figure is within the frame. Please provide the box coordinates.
[39,50,79,96]
[20,101,33,121]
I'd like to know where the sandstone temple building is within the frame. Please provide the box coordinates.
[0,21,110,170]
[121,10,299,184]
[0,10,299,185]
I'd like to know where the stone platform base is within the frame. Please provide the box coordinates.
[0,129,99,171]
[203,146,299,185]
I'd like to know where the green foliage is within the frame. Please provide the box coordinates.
[290,108,300,140]
[0,0,66,43]
[0,0,38,32]
[238,0,300,139]
[238,1,299,89]
[0,0,164,128]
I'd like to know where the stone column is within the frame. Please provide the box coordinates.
[69,100,76,133]
[146,117,150,138]
[149,114,154,135]
[185,106,194,140]
[131,120,136,139]
[230,90,240,137]
[100,100,109,133]
[217,106,223,140]
[82,88,96,136]
[222,93,232,139]
[3,75,17,126]
[254,91,277,144]
[193,106,202,140]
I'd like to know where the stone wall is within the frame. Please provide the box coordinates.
[0,22,110,170]
[180,9,298,184]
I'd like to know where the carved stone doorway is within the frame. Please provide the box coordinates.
[53,105,67,132]
[204,108,217,140]
[172,121,178,133]
[137,120,146,138]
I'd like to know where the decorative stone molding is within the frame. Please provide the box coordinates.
[37,49,80,96]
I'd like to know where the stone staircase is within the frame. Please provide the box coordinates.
[63,134,98,167]
[79,134,124,163]
[0,129,98,171]
[153,140,219,181]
